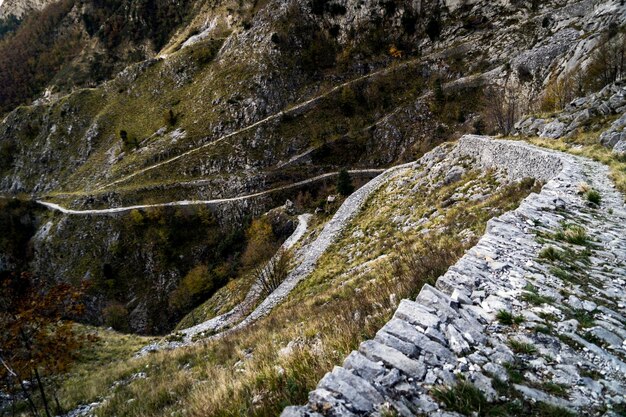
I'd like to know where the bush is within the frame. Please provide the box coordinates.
[585,189,601,206]
[336,169,355,196]
[426,18,442,41]
[0,15,21,39]
[164,109,177,126]
[431,382,487,415]
[538,246,562,261]
[541,69,585,112]
[483,85,519,135]
[120,129,139,150]
[555,224,587,245]
[508,339,537,354]
[496,310,524,325]
[129,209,144,225]
[103,303,130,332]
[169,264,214,311]
[242,217,279,267]
[0,140,17,171]
[256,250,292,296]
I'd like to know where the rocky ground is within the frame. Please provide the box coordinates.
[515,82,626,154]
[283,135,626,416]
[0,0,55,18]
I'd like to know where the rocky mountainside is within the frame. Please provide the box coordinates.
[1,0,626,415]
[1,0,623,200]
[0,0,624,333]
[0,0,55,18]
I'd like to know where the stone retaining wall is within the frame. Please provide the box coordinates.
[283,135,626,416]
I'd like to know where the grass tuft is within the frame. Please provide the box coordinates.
[554,224,588,245]
[538,246,562,261]
[496,310,525,326]
[508,339,537,355]
[584,189,601,206]
[432,381,488,415]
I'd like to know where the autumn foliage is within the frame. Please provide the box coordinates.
[0,272,87,416]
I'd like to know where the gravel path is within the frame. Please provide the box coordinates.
[229,162,415,331]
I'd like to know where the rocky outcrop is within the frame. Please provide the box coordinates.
[0,0,56,18]
[515,82,626,153]
[283,136,626,416]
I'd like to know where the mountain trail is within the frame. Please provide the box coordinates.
[284,135,626,416]
[37,169,384,215]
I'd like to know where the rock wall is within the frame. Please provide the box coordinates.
[515,82,626,154]
[283,135,626,416]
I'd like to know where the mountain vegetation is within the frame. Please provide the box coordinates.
[0,0,625,415]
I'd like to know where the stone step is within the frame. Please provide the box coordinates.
[317,366,384,413]
[359,339,426,379]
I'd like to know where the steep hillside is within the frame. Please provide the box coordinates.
[1,1,626,415]
[1,0,624,344]
[3,0,623,201]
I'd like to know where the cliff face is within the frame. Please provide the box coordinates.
[0,0,56,18]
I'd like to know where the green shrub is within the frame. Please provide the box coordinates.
[585,189,601,205]
[169,265,214,311]
[432,381,487,415]
[120,129,139,150]
[555,224,588,245]
[496,310,524,325]
[336,169,355,196]
[508,339,537,355]
[522,291,554,306]
[164,109,177,127]
[538,246,562,261]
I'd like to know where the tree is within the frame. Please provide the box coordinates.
[0,272,87,417]
[336,169,355,196]
[584,32,626,92]
[255,250,292,296]
[169,264,213,312]
[241,217,277,267]
[541,69,585,112]
[483,86,519,135]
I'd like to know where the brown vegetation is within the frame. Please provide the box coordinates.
[0,272,88,417]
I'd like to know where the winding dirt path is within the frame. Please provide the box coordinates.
[38,169,384,215]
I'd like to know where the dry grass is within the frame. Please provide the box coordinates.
[50,164,540,417]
